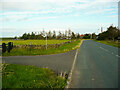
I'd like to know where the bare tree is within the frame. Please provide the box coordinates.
[71,32,75,39]
[57,31,62,39]
[48,30,52,39]
[65,30,68,39]
[52,30,56,39]
[68,29,72,39]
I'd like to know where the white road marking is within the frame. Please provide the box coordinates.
[100,47,119,57]
[100,47,109,52]
[66,40,84,88]
[66,49,79,88]
[116,55,120,57]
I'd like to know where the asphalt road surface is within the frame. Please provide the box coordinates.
[2,50,76,74]
[70,40,119,88]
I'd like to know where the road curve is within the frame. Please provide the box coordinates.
[70,40,119,88]
[2,50,76,74]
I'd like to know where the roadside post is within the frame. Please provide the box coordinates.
[46,33,47,50]
[11,42,13,49]
[91,34,92,39]
[2,43,7,53]
[30,42,31,55]
[8,42,12,53]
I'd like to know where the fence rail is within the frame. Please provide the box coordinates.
[13,41,72,49]
[0,45,2,48]
[2,40,74,55]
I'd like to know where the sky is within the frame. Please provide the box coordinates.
[0,0,119,37]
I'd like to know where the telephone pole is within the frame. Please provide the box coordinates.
[101,27,103,33]
[46,32,47,50]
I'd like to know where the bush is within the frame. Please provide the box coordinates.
[8,42,13,53]
[2,43,7,53]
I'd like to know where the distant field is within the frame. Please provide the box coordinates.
[2,40,81,56]
[2,40,71,45]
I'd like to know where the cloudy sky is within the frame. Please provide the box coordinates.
[0,0,119,37]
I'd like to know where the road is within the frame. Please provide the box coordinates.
[70,40,119,88]
[2,50,76,74]
[1,40,119,88]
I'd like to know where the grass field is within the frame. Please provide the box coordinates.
[2,40,70,45]
[2,63,67,88]
[94,40,120,48]
[2,40,81,56]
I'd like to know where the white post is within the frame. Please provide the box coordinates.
[46,33,47,50]
[30,42,31,55]
[91,34,92,39]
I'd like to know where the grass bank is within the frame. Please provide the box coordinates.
[2,40,81,56]
[2,63,67,88]
[94,40,120,48]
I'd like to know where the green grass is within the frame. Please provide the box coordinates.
[2,40,81,56]
[94,40,120,48]
[2,40,70,45]
[0,39,2,45]
[2,63,67,88]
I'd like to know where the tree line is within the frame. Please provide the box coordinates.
[97,25,120,41]
[20,30,81,40]
[82,25,120,41]
[16,25,120,41]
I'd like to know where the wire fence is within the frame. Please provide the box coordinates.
[13,41,72,50]
[2,40,74,55]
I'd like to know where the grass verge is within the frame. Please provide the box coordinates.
[94,40,120,48]
[2,63,67,88]
[2,40,81,56]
